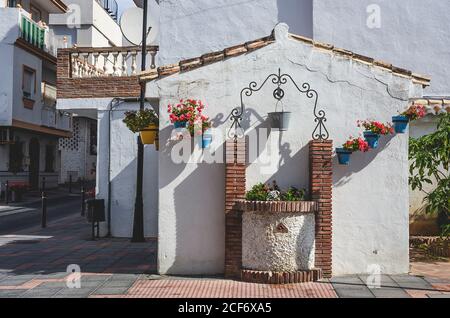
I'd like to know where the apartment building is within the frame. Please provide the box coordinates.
[0,0,70,189]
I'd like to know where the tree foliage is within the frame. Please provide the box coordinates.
[409,114,450,236]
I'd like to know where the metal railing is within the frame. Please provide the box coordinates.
[96,0,119,21]
[20,14,45,50]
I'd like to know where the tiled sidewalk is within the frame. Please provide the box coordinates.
[0,214,448,298]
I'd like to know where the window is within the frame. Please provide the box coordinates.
[22,66,36,108]
[45,144,55,173]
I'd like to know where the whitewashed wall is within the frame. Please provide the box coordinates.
[58,98,159,238]
[158,0,313,65]
[313,0,450,96]
[153,24,423,276]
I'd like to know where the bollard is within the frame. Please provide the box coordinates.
[5,180,9,204]
[41,191,47,228]
[42,177,46,193]
[81,178,85,217]
[69,175,72,193]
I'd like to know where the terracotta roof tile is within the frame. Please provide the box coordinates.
[140,29,431,88]
[410,98,450,115]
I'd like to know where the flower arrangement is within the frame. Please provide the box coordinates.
[357,120,394,135]
[188,115,212,136]
[168,99,205,128]
[245,181,306,202]
[342,136,370,152]
[123,108,158,133]
[402,104,426,121]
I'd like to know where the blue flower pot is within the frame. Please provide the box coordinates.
[200,136,213,149]
[174,121,188,129]
[363,131,380,149]
[200,131,213,149]
[336,148,352,165]
[392,115,409,134]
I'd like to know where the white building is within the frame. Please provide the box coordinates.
[49,0,123,183]
[56,0,447,277]
[0,0,71,189]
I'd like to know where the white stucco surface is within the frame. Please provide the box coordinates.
[313,0,450,96]
[158,0,313,65]
[153,24,422,276]
[242,211,315,271]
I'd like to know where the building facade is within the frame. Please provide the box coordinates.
[56,0,447,276]
[0,0,71,190]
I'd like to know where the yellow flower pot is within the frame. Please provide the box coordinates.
[140,124,158,145]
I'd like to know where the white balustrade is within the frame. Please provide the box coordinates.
[69,47,158,78]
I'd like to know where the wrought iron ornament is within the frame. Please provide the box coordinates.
[229,68,329,140]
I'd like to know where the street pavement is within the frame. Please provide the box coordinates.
[0,213,448,298]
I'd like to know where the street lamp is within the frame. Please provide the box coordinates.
[131,0,149,242]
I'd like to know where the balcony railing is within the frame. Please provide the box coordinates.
[42,82,57,107]
[20,14,46,50]
[68,46,158,78]
[96,0,119,21]
[41,107,72,131]
[19,12,65,56]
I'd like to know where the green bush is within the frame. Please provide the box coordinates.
[281,187,306,201]
[245,183,269,201]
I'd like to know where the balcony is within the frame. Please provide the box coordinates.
[57,46,158,99]
[19,13,66,57]
[41,107,72,131]
[42,82,57,107]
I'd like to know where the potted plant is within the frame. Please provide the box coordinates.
[188,115,212,148]
[392,104,426,133]
[123,108,159,145]
[336,136,369,165]
[358,120,394,149]
[245,181,307,202]
[168,99,204,129]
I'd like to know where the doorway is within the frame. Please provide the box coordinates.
[29,138,40,189]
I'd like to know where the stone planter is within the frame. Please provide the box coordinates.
[238,200,322,284]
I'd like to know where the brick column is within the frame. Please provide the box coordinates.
[309,140,333,278]
[224,137,246,279]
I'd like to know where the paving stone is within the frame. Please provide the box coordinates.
[328,286,375,298]
[20,288,63,298]
[330,276,364,285]
[109,274,141,281]
[0,277,34,286]
[390,275,433,290]
[370,287,411,298]
[358,274,400,288]
[428,294,450,298]
[101,280,136,288]
[54,288,95,297]
[0,290,26,298]
[92,287,130,295]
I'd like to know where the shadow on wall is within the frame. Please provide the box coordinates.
[163,106,313,274]
[277,0,313,38]
[333,134,396,188]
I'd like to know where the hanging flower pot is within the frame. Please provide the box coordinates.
[139,124,158,145]
[200,135,212,149]
[363,131,380,149]
[392,115,409,134]
[337,136,370,165]
[123,108,159,146]
[336,148,352,165]
[174,121,188,129]
[268,111,291,131]
[358,120,394,149]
